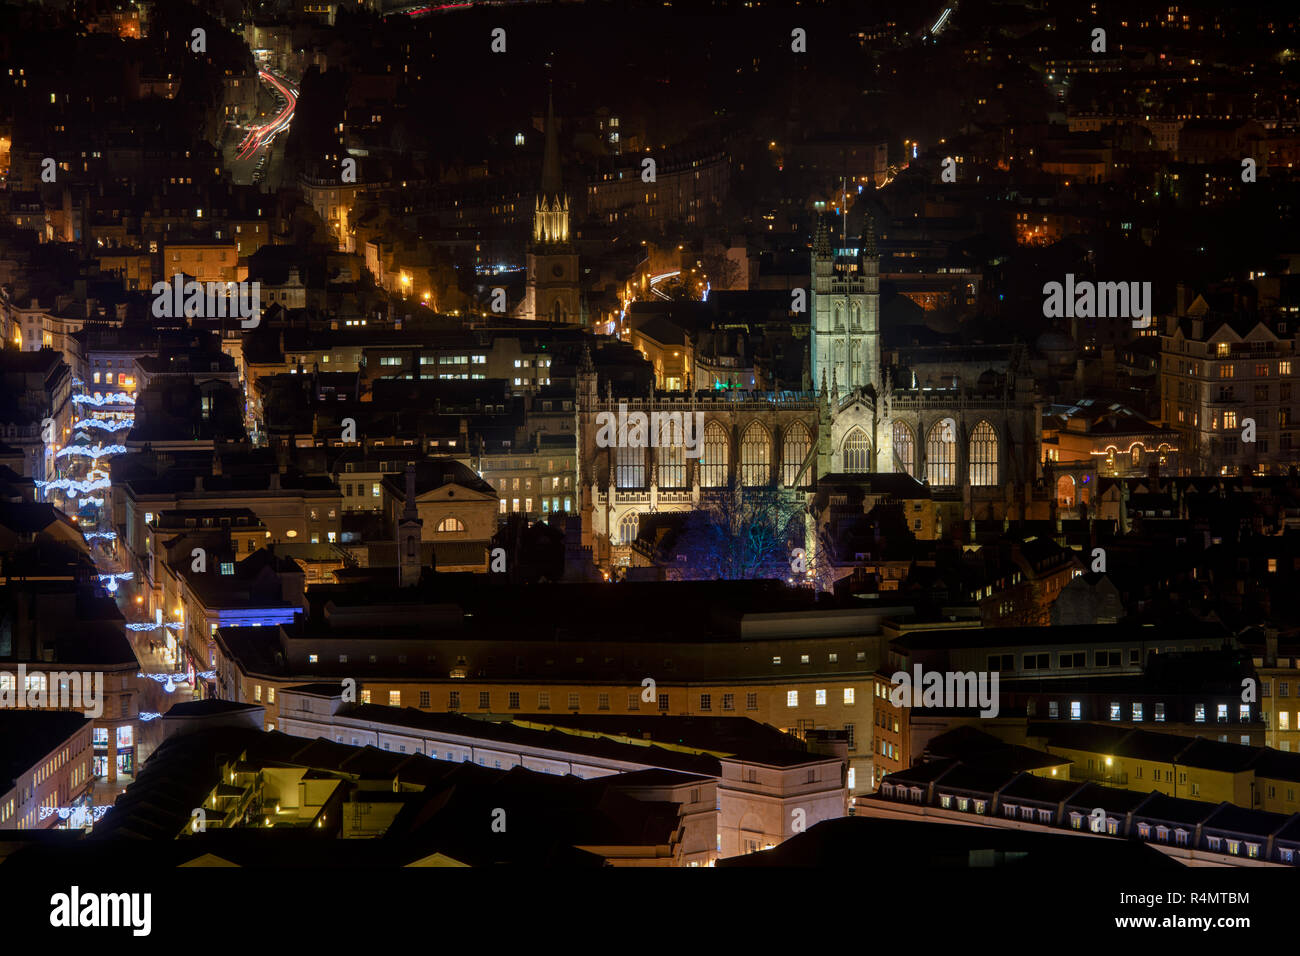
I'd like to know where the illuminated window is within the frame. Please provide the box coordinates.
[616,444,645,489]
[389,690,400,707]
[842,427,871,473]
[740,422,771,486]
[658,423,685,487]
[436,517,465,533]
[968,421,998,486]
[618,511,640,545]
[891,421,915,477]
[699,421,728,487]
[844,688,855,705]
[926,421,956,486]
[815,689,826,706]
[787,690,798,707]
[782,421,812,487]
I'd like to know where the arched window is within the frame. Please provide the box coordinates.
[551,301,563,323]
[833,341,845,365]
[658,422,685,488]
[834,305,844,330]
[435,517,465,533]
[891,421,915,477]
[851,303,862,330]
[1056,474,1075,508]
[1131,444,1142,467]
[700,421,729,487]
[842,427,871,473]
[782,421,812,487]
[618,511,639,545]
[616,445,645,489]
[926,420,956,486]
[969,420,998,486]
[740,422,771,486]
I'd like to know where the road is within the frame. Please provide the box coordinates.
[226,69,298,186]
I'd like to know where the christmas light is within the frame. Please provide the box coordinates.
[83,531,118,541]
[39,805,112,824]
[36,477,111,493]
[73,417,133,432]
[56,444,126,460]
[138,672,191,694]
[72,392,134,406]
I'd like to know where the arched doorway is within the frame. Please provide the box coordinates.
[1056,474,1075,508]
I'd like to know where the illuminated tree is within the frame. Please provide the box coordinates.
[671,476,807,581]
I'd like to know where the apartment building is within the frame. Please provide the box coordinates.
[1159,305,1298,475]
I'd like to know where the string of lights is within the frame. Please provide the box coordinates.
[72,392,135,406]
[55,443,126,460]
[36,477,111,493]
[73,417,133,431]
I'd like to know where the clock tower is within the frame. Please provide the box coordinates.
[525,92,581,324]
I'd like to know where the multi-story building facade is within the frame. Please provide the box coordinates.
[1159,305,1298,475]
[0,713,95,830]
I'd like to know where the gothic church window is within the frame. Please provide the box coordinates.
[740,422,771,486]
[700,421,729,487]
[842,428,871,473]
[658,420,686,488]
[616,445,645,489]
[927,421,956,486]
[782,422,812,488]
[618,512,640,545]
[969,420,998,486]
[892,421,915,477]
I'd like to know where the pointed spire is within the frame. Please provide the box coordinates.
[812,216,831,259]
[860,209,878,259]
[579,343,594,373]
[540,88,562,198]
[819,367,828,399]
[831,365,838,396]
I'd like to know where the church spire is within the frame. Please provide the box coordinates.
[541,88,562,198]
[860,209,878,259]
[533,88,569,246]
[813,215,831,259]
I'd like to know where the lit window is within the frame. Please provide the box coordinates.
[787,690,798,707]
[844,688,855,705]
[815,689,826,706]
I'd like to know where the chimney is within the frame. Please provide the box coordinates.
[1265,627,1279,668]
